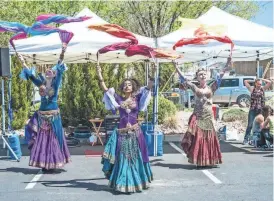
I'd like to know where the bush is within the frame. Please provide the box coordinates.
[175,104,184,111]
[140,95,177,124]
[222,108,248,122]
[162,115,178,130]
[266,96,274,107]
[2,57,33,130]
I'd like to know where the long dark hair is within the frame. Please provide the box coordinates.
[119,78,141,95]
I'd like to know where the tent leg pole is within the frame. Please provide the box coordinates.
[256,51,260,78]
[8,77,12,131]
[2,78,6,149]
[145,61,149,122]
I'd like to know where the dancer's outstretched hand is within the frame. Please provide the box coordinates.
[62,43,67,53]
[17,53,28,68]
[58,43,67,63]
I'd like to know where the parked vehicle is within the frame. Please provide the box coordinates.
[212,76,256,106]
[164,76,268,107]
[213,76,273,106]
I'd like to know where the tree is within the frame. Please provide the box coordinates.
[60,62,129,127]
[0,0,111,128]
[10,57,33,130]
[0,1,261,129]
[107,1,259,37]
[0,0,110,47]
[105,1,260,92]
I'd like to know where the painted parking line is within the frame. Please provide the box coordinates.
[168,142,222,184]
[201,169,222,184]
[168,141,186,156]
[25,169,43,190]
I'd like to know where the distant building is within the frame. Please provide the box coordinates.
[232,58,273,78]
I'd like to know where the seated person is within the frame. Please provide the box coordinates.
[250,113,264,147]
[261,106,273,148]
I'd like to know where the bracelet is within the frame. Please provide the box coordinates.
[99,80,104,82]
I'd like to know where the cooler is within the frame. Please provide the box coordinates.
[141,123,163,156]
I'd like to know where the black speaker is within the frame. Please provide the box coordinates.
[0,48,11,77]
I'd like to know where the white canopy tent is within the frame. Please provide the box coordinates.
[158,6,274,62]
[10,6,273,64]
[10,8,156,64]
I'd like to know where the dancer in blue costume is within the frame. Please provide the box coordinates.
[18,46,70,172]
[96,64,153,193]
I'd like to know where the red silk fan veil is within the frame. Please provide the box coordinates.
[88,23,139,64]
[173,18,234,57]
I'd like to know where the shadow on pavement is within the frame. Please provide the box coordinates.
[33,178,137,195]
[0,167,41,175]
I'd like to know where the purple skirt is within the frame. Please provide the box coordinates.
[26,112,71,169]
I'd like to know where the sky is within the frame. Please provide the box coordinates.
[250,1,273,27]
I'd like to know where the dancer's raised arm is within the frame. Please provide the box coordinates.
[96,64,119,111]
[96,64,108,92]
[18,53,43,87]
[136,78,153,112]
[172,61,184,80]
[261,78,273,91]
[54,45,67,89]
[211,57,231,93]
[172,61,197,92]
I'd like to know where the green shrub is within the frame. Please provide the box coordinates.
[266,96,274,107]
[162,115,178,130]
[222,108,248,122]
[140,96,177,124]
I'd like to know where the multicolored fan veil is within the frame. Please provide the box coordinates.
[0,13,89,52]
[36,14,91,24]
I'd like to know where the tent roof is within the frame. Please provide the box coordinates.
[10,8,155,64]
[10,6,274,64]
[158,6,274,62]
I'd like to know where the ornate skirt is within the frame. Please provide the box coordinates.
[181,114,222,166]
[101,127,153,193]
[25,110,71,169]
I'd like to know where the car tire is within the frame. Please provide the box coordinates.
[237,94,251,107]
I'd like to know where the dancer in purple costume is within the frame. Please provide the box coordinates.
[19,46,70,172]
[96,64,153,193]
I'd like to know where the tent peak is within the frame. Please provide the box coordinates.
[75,8,108,23]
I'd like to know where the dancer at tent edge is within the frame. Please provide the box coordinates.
[173,57,231,168]
[18,45,70,172]
[96,64,153,193]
